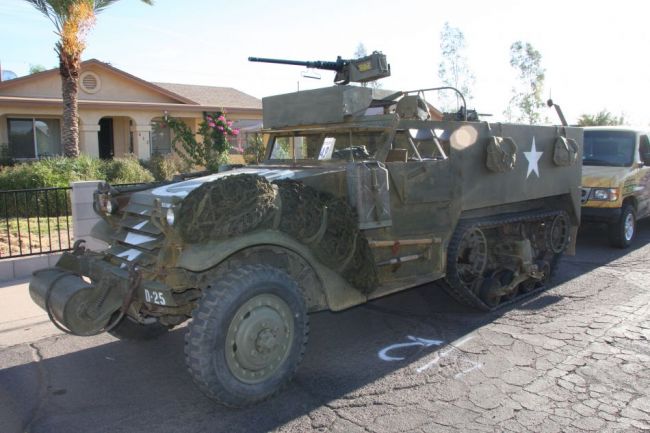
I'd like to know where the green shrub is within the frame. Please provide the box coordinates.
[142,153,194,181]
[104,155,154,184]
[0,155,156,218]
[0,155,155,190]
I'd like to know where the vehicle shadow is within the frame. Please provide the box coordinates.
[3,289,481,433]
[2,220,648,433]
[561,218,650,280]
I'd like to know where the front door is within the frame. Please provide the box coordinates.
[98,118,114,159]
[637,133,650,219]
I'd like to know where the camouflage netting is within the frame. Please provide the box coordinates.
[177,174,276,243]
[176,174,378,293]
[274,179,324,241]
[275,180,378,293]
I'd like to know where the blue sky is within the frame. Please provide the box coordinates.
[1,0,649,124]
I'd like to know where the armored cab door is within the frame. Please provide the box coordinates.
[384,128,455,233]
[371,128,456,283]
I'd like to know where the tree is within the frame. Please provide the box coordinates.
[354,42,381,89]
[354,42,367,60]
[438,22,475,110]
[506,41,545,124]
[243,133,266,165]
[577,110,625,126]
[29,64,47,74]
[24,0,153,157]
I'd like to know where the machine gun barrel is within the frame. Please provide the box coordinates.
[248,57,343,72]
[248,52,390,85]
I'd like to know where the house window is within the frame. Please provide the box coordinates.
[7,118,62,159]
[151,118,172,155]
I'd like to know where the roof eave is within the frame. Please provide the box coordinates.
[0,96,261,114]
[0,59,198,105]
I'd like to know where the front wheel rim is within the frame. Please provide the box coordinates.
[225,293,294,384]
[624,213,635,241]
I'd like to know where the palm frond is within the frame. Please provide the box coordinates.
[95,0,153,14]
[94,0,120,13]
[23,0,67,30]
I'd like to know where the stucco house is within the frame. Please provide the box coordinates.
[0,59,262,161]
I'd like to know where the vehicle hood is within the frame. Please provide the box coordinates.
[581,165,629,188]
[145,166,344,201]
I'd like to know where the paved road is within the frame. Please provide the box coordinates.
[1,221,649,433]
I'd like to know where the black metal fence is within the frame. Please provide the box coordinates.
[0,187,73,259]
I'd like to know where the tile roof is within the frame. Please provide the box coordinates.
[153,82,262,110]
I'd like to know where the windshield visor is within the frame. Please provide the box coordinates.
[268,131,388,162]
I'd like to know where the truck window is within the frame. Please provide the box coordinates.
[583,130,636,167]
[269,131,387,162]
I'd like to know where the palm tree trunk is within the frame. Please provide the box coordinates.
[60,54,80,157]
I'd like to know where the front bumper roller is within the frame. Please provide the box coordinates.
[29,243,140,336]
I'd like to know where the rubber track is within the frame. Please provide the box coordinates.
[442,209,566,312]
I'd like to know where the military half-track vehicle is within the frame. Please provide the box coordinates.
[30,53,582,407]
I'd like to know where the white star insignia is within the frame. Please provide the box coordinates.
[524,137,543,178]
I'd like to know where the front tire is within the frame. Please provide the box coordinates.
[609,203,635,248]
[185,265,308,407]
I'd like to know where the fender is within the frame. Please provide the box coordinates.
[177,229,366,311]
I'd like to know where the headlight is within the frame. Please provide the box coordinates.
[166,207,176,226]
[591,188,619,201]
[96,193,117,215]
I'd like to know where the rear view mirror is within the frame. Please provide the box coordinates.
[641,153,650,165]
[639,135,650,165]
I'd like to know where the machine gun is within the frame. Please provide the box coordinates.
[248,51,390,85]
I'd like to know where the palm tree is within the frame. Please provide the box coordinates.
[25,0,153,157]
[577,110,625,127]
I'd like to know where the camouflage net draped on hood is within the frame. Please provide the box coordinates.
[176,174,378,293]
[176,174,276,243]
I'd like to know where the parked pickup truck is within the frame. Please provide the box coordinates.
[581,126,650,247]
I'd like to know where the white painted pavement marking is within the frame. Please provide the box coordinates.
[415,334,482,378]
[378,336,444,361]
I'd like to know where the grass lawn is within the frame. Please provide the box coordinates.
[0,216,73,258]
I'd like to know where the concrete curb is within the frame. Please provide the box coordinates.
[0,253,62,283]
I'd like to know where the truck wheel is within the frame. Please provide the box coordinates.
[608,204,635,248]
[108,316,169,341]
[185,265,308,407]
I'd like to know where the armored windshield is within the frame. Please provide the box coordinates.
[583,130,636,167]
[268,130,388,162]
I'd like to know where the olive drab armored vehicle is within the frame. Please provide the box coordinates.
[29,52,582,407]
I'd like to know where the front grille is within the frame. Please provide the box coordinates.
[581,187,591,204]
[107,196,165,266]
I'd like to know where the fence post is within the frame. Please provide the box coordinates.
[71,181,108,251]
